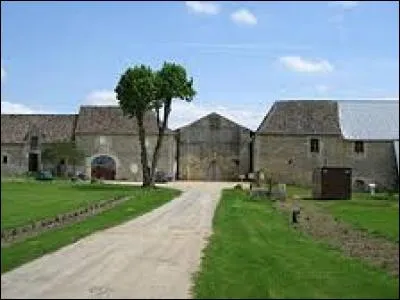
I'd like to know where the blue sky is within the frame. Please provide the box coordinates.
[1,1,399,129]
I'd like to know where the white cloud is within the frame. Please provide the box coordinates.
[330,1,359,9]
[185,1,220,15]
[279,56,334,73]
[84,90,118,105]
[1,101,52,114]
[230,9,257,26]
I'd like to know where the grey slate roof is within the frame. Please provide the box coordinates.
[337,100,399,140]
[257,100,341,135]
[1,114,77,144]
[75,106,173,135]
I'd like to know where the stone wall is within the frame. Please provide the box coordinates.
[1,144,28,176]
[254,134,398,189]
[342,140,398,190]
[177,114,252,180]
[75,133,176,181]
[1,142,83,176]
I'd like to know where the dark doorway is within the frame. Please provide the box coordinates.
[28,153,39,172]
[313,167,352,200]
[91,155,116,180]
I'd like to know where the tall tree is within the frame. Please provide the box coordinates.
[150,62,196,184]
[115,65,156,187]
[115,62,196,187]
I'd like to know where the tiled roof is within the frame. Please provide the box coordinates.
[257,100,341,135]
[75,106,173,135]
[1,114,77,144]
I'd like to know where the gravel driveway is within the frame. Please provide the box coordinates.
[1,181,237,299]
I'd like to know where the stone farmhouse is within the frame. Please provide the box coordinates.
[1,100,399,190]
[254,100,399,190]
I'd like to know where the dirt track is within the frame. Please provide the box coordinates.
[1,181,237,299]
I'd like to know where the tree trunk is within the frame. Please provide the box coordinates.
[137,114,151,187]
[150,100,171,185]
[268,178,273,194]
[63,158,68,178]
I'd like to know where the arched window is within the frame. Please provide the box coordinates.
[91,155,116,167]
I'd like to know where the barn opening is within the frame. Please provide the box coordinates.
[91,155,116,180]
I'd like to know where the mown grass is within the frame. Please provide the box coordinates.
[272,184,398,242]
[193,189,399,299]
[315,193,399,242]
[1,186,180,273]
[1,181,146,229]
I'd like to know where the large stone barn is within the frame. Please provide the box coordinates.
[1,106,176,181]
[74,106,176,181]
[176,112,253,181]
[254,100,399,190]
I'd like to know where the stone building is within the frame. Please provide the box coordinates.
[2,100,398,187]
[1,114,77,176]
[1,106,176,181]
[254,100,399,190]
[176,112,253,181]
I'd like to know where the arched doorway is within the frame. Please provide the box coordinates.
[91,155,116,180]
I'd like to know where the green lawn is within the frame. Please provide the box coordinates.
[1,181,148,229]
[1,186,180,273]
[315,194,399,242]
[193,189,399,299]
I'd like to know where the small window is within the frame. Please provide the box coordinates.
[30,136,39,149]
[310,138,320,153]
[2,155,8,164]
[354,141,364,153]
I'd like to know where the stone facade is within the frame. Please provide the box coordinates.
[1,143,29,176]
[177,113,252,180]
[2,100,398,186]
[254,135,398,189]
[76,134,176,181]
[1,107,176,181]
[254,100,399,190]
[1,114,77,176]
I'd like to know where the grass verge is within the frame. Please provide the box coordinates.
[1,181,146,230]
[192,189,399,299]
[314,194,399,242]
[1,187,180,273]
